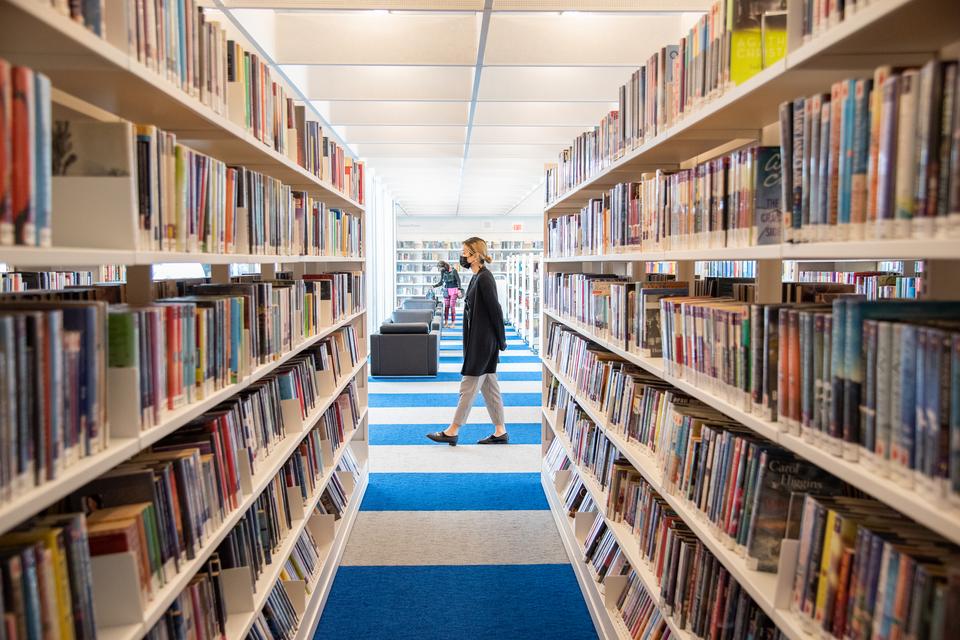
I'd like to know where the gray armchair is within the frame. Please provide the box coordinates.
[400,299,441,330]
[370,310,440,376]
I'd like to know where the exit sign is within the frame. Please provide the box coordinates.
[512,223,524,232]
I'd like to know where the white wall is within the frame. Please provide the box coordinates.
[364,171,397,329]
[395,215,542,242]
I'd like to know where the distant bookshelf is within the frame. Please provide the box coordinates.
[394,239,542,308]
[505,253,542,352]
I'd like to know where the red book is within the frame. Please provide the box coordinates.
[0,60,11,245]
[10,66,34,246]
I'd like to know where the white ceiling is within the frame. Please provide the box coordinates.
[218,1,711,217]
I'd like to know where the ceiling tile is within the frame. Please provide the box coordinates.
[274,12,479,65]
[467,143,567,158]
[323,101,469,125]
[470,125,590,144]
[485,13,683,65]
[353,143,466,157]
[283,65,474,100]
[477,66,632,101]
[336,125,466,144]
[473,101,614,126]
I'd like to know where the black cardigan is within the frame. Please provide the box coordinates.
[461,267,506,376]
[433,268,461,290]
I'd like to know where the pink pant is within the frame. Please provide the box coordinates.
[444,288,459,323]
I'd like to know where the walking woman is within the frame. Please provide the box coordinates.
[433,260,462,329]
[427,237,509,445]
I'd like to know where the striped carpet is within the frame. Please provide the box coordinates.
[316,318,597,639]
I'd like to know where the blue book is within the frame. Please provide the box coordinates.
[278,373,295,401]
[851,78,873,229]
[830,298,847,441]
[230,297,241,377]
[838,79,858,226]
[922,328,941,481]
[32,73,50,248]
[878,545,901,639]
[900,325,918,471]
[914,328,928,476]
[951,335,960,496]
[19,546,43,640]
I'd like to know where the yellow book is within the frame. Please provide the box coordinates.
[0,528,76,640]
[813,508,837,623]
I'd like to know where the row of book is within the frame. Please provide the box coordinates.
[0,273,363,507]
[0,370,361,640]
[146,446,360,640]
[545,57,960,249]
[799,0,875,44]
[545,352,960,640]
[544,0,789,203]
[545,274,960,498]
[0,61,52,248]
[780,61,960,243]
[396,240,542,251]
[546,437,784,640]
[43,1,365,204]
[545,145,782,256]
[55,119,363,256]
[0,271,93,292]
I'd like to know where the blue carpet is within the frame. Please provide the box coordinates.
[361,473,548,511]
[441,344,531,351]
[369,393,541,408]
[440,355,541,363]
[315,565,598,640]
[370,423,542,445]
[370,371,541,382]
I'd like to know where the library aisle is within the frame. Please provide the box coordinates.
[316,320,597,639]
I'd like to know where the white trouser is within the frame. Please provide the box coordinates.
[452,373,505,426]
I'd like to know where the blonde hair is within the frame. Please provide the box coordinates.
[463,237,493,264]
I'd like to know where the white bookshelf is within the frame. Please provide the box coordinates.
[0,0,371,635]
[0,0,363,216]
[395,240,542,308]
[544,0,960,216]
[540,1,960,638]
[505,253,542,352]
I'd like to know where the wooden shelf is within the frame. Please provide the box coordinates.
[0,310,366,535]
[0,246,365,267]
[543,0,960,215]
[0,0,364,215]
[543,238,958,263]
[542,308,960,546]
[543,372,809,640]
[97,361,369,639]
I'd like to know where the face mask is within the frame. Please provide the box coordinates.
[459,255,471,269]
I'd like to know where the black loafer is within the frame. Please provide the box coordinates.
[426,431,458,446]
[477,433,509,445]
